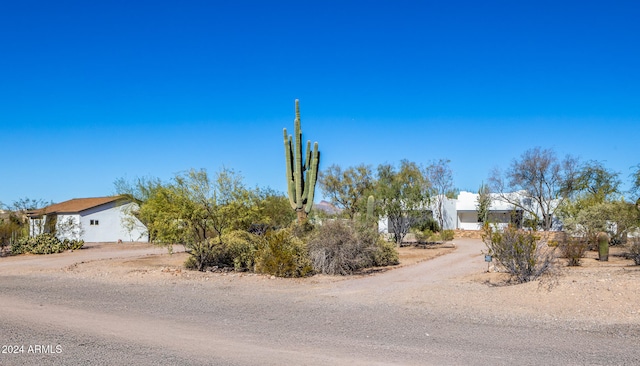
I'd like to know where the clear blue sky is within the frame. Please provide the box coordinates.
[2,0,639,207]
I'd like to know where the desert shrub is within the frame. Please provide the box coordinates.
[308,220,398,275]
[223,230,262,271]
[428,232,442,242]
[414,229,433,243]
[483,225,557,283]
[308,220,371,275]
[559,235,588,266]
[414,229,453,243]
[291,220,315,239]
[184,231,263,271]
[184,240,220,271]
[9,236,30,255]
[357,223,399,266]
[441,230,455,241]
[31,234,64,254]
[1,216,25,255]
[371,239,399,266]
[10,234,84,255]
[254,228,313,277]
[628,237,640,265]
[63,238,85,251]
[411,216,440,234]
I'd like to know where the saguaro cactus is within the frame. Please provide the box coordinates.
[597,232,609,261]
[283,99,320,223]
[366,195,375,222]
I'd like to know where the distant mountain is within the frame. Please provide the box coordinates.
[314,200,341,215]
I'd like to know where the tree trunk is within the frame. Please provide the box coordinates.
[296,210,307,224]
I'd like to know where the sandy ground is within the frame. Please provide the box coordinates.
[3,239,640,324]
[1,239,640,365]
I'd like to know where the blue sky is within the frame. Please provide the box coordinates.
[1,1,639,207]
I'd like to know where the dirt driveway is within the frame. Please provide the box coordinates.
[1,239,640,365]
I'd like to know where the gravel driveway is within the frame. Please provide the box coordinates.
[1,239,639,365]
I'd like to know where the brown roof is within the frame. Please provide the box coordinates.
[28,196,127,217]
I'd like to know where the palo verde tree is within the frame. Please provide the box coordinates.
[558,160,626,243]
[134,168,259,248]
[375,160,430,245]
[318,164,375,220]
[283,99,320,223]
[489,147,579,230]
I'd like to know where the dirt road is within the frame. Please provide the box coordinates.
[1,239,639,365]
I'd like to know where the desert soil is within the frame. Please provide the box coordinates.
[1,239,639,365]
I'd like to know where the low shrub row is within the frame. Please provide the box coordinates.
[184,221,399,277]
[184,227,313,277]
[413,229,455,243]
[10,233,84,255]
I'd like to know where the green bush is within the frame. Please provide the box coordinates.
[371,239,399,267]
[441,230,455,241]
[223,230,262,271]
[63,238,85,251]
[414,229,434,243]
[411,216,440,233]
[254,228,313,277]
[413,229,453,243]
[184,240,220,271]
[9,236,29,255]
[184,231,264,271]
[10,234,84,255]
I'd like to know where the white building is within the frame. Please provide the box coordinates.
[455,191,525,230]
[28,196,148,242]
[379,191,561,233]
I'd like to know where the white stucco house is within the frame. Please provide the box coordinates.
[28,196,148,242]
[455,191,525,230]
[378,191,562,233]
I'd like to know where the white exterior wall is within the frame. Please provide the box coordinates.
[375,191,564,233]
[377,195,458,233]
[79,202,147,242]
[55,213,82,240]
[29,218,44,236]
[457,211,480,230]
[441,197,457,230]
[377,217,389,234]
[29,201,148,243]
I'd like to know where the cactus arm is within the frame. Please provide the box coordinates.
[301,141,314,203]
[305,140,311,170]
[284,130,297,209]
[304,142,319,214]
[294,107,303,211]
[283,128,292,181]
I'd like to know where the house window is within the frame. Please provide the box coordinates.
[90,220,99,226]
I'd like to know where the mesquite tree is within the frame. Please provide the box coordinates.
[489,147,579,230]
